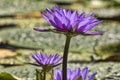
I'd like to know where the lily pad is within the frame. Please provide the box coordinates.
[0,0,54,15]
[0,22,120,53]
[0,72,17,80]
[0,49,16,58]
[0,62,120,79]
[71,3,120,19]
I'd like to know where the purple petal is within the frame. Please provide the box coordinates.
[54,15,63,29]
[88,72,97,80]
[49,56,57,64]
[26,62,41,66]
[31,54,42,65]
[49,19,58,28]
[77,19,91,32]
[54,57,63,65]
[82,67,89,80]
[53,5,59,12]
[70,11,78,25]
[79,12,86,20]
[66,10,72,18]
[71,68,81,80]
[66,19,72,31]
[54,10,62,20]
[45,55,52,65]
[54,69,62,80]
[41,12,56,27]
[71,20,79,30]
[63,9,67,16]
[70,10,78,21]
[61,15,70,30]
[41,12,51,23]
[84,31,103,35]
[33,28,51,32]
[88,13,94,18]
[90,18,99,23]
[83,21,101,32]
[46,8,53,16]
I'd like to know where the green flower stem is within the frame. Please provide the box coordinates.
[62,36,72,80]
[36,69,41,80]
[43,70,46,80]
[36,69,46,80]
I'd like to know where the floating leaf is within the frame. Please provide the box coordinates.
[0,72,16,80]
[0,0,54,15]
[0,49,16,58]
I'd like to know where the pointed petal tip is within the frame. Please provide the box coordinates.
[90,12,94,16]
[93,32,103,35]
[89,72,97,80]
[33,27,42,31]
[97,31,104,35]
[99,32,104,35]
[33,27,38,30]
[40,11,45,15]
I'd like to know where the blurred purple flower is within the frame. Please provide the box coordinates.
[54,67,97,80]
[34,6,102,36]
[30,53,62,67]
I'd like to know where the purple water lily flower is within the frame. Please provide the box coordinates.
[54,67,97,80]
[30,53,62,68]
[34,6,102,36]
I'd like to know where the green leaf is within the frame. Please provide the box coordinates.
[0,72,16,80]
[76,76,82,80]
